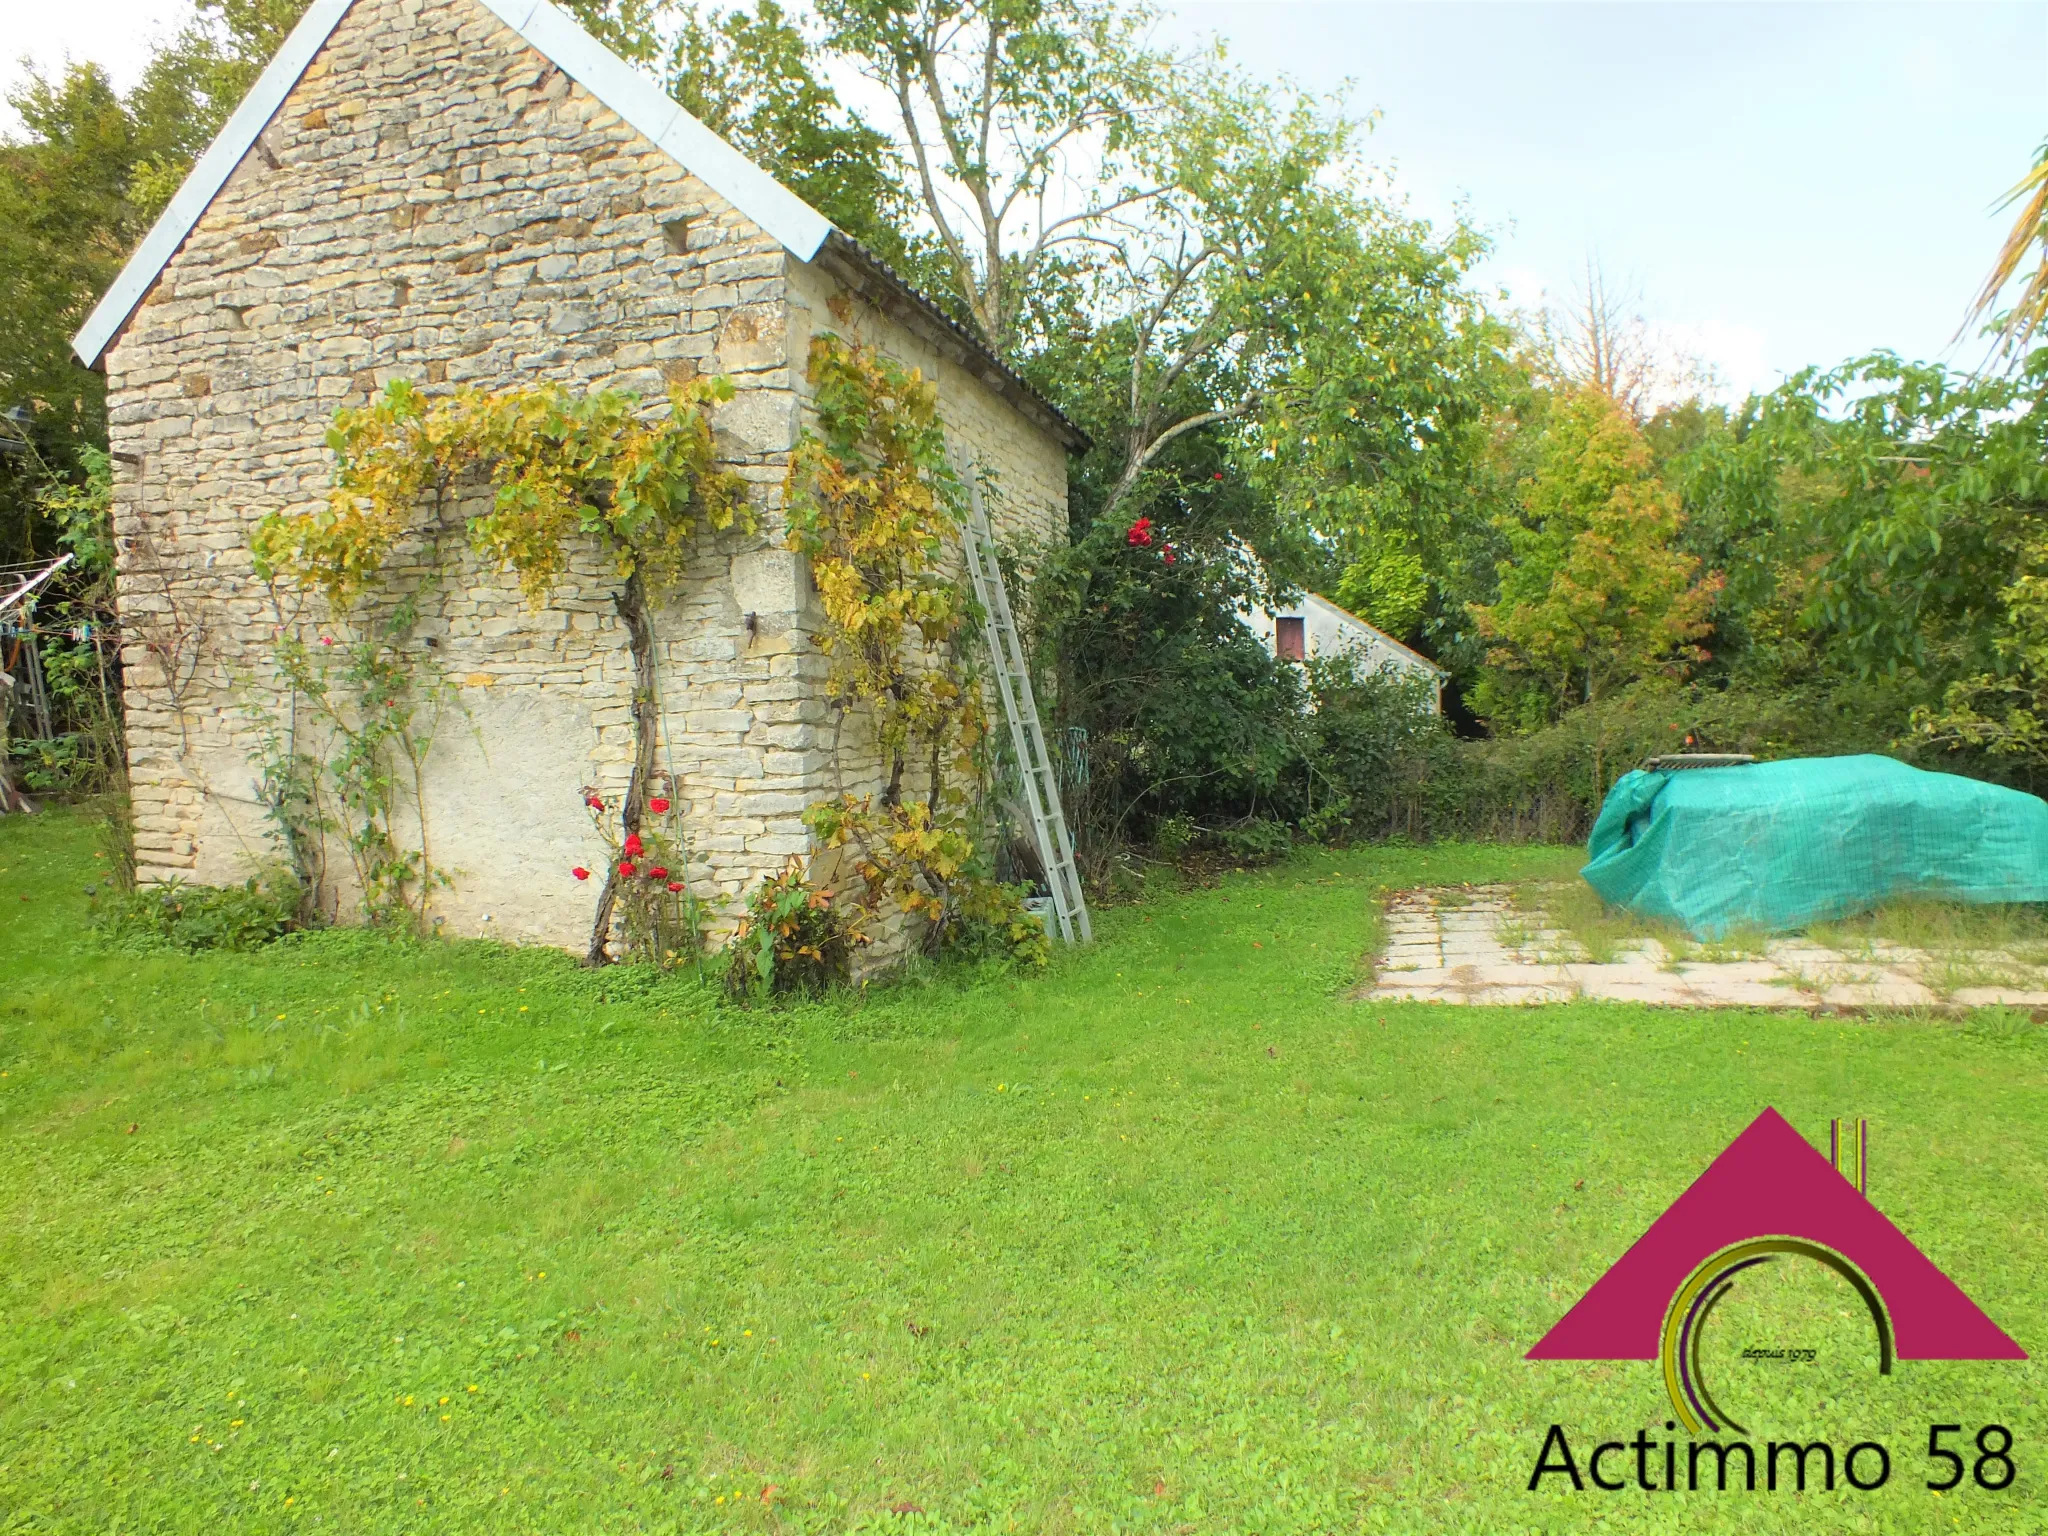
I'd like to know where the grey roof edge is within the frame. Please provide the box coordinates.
[71,0,357,368]
[70,0,1086,457]
[70,0,1081,456]
[1306,592,1448,675]
[72,0,834,368]
[812,231,1089,454]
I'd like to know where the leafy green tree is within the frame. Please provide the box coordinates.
[1468,387,1721,727]
[813,0,1167,354]
[668,0,927,272]
[0,0,315,561]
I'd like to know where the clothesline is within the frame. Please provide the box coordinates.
[1,620,113,643]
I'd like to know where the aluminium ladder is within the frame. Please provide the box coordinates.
[955,462,1092,945]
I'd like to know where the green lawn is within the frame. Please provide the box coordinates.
[2,812,2043,1534]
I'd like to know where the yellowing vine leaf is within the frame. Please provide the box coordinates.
[252,377,751,610]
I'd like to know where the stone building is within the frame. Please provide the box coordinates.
[72,0,1081,950]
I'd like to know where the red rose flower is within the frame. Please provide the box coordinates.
[586,795,604,811]
[666,881,683,894]
[1162,545,1176,566]
[1212,472,1224,481]
[648,796,670,814]
[647,865,669,881]
[572,866,591,881]
[623,832,644,857]
[618,860,637,877]
[1125,516,1154,548]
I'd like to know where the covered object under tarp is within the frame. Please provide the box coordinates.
[1581,754,2048,937]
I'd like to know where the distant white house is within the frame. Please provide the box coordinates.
[1240,592,1447,713]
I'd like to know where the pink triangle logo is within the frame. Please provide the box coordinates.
[1529,1108,2023,1432]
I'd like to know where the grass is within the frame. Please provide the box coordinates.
[3,812,2046,1533]
[1503,873,1704,966]
[1808,899,2048,963]
[1510,871,2048,982]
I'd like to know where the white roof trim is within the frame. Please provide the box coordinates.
[71,0,355,368]
[475,0,831,261]
[72,0,836,369]
[1304,592,1448,675]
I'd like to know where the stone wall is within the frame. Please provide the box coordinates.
[101,0,1069,953]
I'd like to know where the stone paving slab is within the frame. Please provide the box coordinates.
[1362,885,2048,1009]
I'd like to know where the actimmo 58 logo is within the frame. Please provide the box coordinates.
[1524,1108,2026,1496]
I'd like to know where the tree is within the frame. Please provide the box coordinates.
[668,0,927,271]
[813,0,1167,355]
[0,0,315,563]
[1468,387,1721,726]
[1537,257,1716,422]
[1036,69,1509,607]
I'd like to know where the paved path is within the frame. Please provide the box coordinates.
[1365,886,2048,1009]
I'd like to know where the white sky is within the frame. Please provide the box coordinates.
[1,1,196,118]
[6,1,2045,398]
[1158,1,2048,396]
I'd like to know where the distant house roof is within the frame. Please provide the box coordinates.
[1302,592,1448,676]
[69,0,1086,451]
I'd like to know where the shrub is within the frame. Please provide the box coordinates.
[1032,512,1308,856]
[93,870,304,952]
[724,857,868,1005]
[576,778,706,969]
[1208,817,1294,865]
[941,877,1052,970]
[1398,675,2011,845]
[1289,659,1451,842]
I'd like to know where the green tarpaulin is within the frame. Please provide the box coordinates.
[1581,754,2048,937]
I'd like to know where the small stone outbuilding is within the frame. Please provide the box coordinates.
[73,0,1081,949]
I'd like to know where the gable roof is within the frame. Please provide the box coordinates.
[69,0,1085,449]
[1303,593,1447,676]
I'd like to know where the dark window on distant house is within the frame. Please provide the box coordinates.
[1276,616,1306,661]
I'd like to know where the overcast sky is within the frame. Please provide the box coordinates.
[1157,2,2047,396]
[6,1,2043,398]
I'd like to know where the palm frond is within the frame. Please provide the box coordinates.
[1960,140,2048,364]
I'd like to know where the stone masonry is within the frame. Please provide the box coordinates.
[98,0,1079,951]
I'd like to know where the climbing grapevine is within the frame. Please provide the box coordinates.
[783,335,1042,969]
[253,376,749,608]
[251,376,750,953]
[784,335,985,797]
